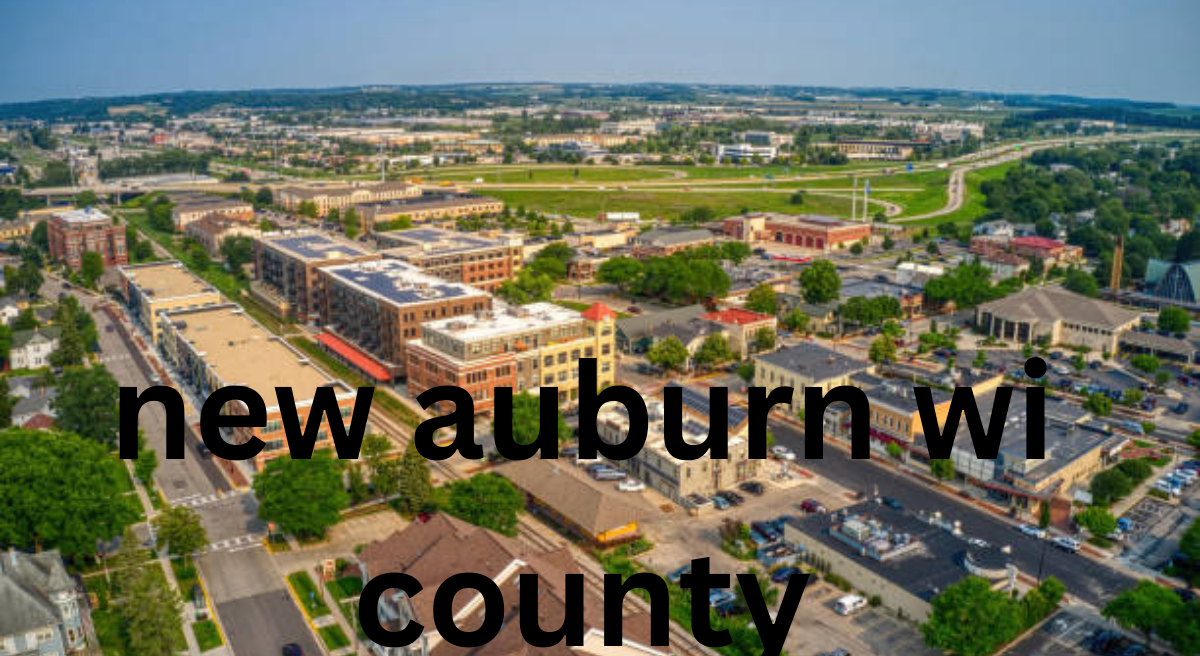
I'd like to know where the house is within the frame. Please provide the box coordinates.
[9,376,57,426]
[615,304,716,354]
[0,298,20,325]
[9,327,60,370]
[0,549,90,655]
[703,308,778,356]
[354,515,665,656]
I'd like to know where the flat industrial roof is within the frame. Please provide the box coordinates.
[756,341,874,383]
[121,261,218,300]
[422,302,580,342]
[165,305,346,409]
[378,227,516,256]
[53,207,110,224]
[260,231,370,262]
[321,259,489,308]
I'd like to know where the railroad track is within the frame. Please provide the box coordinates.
[369,410,717,656]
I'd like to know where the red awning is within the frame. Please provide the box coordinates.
[315,333,392,382]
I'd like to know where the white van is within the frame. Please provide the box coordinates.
[834,594,867,616]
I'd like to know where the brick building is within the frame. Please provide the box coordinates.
[47,208,127,269]
[276,181,421,215]
[721,213,871,252]
[377,227,522,292]
[356,193,504,226]
[251,230,380,321]
[406,302,617,414]
[169,193,254,231]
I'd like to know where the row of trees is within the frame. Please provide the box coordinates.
[922,576,1066,656]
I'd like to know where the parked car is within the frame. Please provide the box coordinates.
[770,446,796,461]
[1173,402,1190,414]
[617,479,645,492]
[967,537,990,548]
[880,496,903,511]
[712,496,731,510]
[1018,524,1047,539]
[834,595,867,616]
[666,563,691,584]
[718,490,745,506]
[770,567,800,584]
[592,468,627,481]
[687,494,712,508]
[801,499,827,514]
[715,601,747,617]
[282,645,305,656]
[1053,537,1081,553]
[739,481,765,496]
[709,589,736,606]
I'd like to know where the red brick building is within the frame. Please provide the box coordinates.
[48,208,128,269]
[722,213,870,251]
[1010,236,1084,267]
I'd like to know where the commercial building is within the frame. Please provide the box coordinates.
[118,261,224,342]
[816,138,930,161]
[47,208,127,269]
[500,458,651,546]
[251,230,380,322]
[615,304,716,354]
[355,515,664,656]
[316,259,492,379]
[1008,236,1084,267]
[784,504,1017,623]
[156,304,360,473]
[595,383,760,504]
[357,193,504,226]
[715,143,778,162]
[975,287,1142,354]
[630,228,716,258]
[276,180,421,215]
[1143,258,1200,307]
[406,302,617,412]
[168,193,254,231]
[753,342,875,415]
[721,213,871,252]
[185,214,261,255]
[817,373,956,454]
[703,307,777,356]
[0,548,89,656]
[377,227,521,292]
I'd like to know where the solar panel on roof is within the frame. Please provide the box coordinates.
[664,381,743,430]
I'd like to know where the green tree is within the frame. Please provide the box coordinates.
[868,335,897,364]
[1063,269,1100,297]
[220,235,255,273]
[80,251,105,288]
[882,235,895,251]
[596,257,644,292]
[153,506,208,557]
[393,440,435,517]
[443,473,524,536]
[1130,354,1161,375]
[52,366,120,447]
[254,186,274,208]
[1075,506,1117,536]
[254,452,348,539]
[850,243,864,255]
[930,459,955,480]
[885,441,904,460]
[753,326,776,352]
[1090,469,1133,506]
[694,334,734,368]
[736,361,755,383]
[12,308,37,331]
[120,552,184,656]
[1157,306,1191,334]
[30,220,49,252]
[496,269,555,305]
[922,576,1024,656]
[646,336,690,371]
[720,241,751,264]
[298,200,318,218]
[499,392,572,447]
[783,308,810,333]
[799,259,841,304]
[360,434,398,498]
[1103,580,1184,648]
[734,567,779,608]
[744,283,778,315]
[343,207,361,239]
[0,428,138,557]
[1084,392,1113,417]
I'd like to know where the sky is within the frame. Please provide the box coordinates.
[3,0,1199,106]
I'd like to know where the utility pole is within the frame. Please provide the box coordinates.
[851,177,858,221]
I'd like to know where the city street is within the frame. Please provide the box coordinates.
[768,419,1139,607]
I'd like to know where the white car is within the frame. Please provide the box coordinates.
[770,446,797,461]
[1018,524,1047,539]
[967,537,990,548]
[1053,537,1081,553]
[617,479,646,493]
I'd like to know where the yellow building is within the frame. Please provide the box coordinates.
[753,342,875,414]
[118,261,225,342]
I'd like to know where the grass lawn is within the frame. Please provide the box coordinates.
[192,619,224,652]
[319,624,352,651]
[665,162,893,180]
[287,571,331,619]
[552,299,632,318]
[906,160,1018,226]
[489,188,874,221]
[325,576,364,602]
[170,557,199,602]
[422,165,676,184]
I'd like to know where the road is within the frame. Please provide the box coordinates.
[767,419,1138,607]
[61,276,321,656]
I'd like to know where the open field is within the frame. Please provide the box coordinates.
[421,165,678,184]
[906,160,1019,226]
[489,188,890,220]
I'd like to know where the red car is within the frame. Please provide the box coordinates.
[800,499,826,514]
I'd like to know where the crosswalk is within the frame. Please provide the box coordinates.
[170,490,248,510]
[205,533,265,554]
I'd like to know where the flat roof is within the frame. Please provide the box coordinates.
[260,231,370,262]
[321,259,489,308]
[164,304,346,409]
[756,341,874,382]
[53,208,110,224]
[378,227,517,256]
[787,502,1011,603]
[121,261,218,300]
[422,302,580,342]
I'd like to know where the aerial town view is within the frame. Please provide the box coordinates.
[2,1,1200,656]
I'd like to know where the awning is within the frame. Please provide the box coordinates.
[315,332,392,382]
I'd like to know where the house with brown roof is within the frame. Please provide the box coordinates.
[355,514,668,656]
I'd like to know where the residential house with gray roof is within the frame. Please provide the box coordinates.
[0,549,88,655]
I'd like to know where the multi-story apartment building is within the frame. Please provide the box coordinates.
[316,259,492,378]
[721,212,871,252]
[276,181,421,215]
[377,227,522,292]
[0,549,89,656]
[251,230,380,322]
[156,304,361,473]
[185,214,261,255]
[169,193,254,231]
[406,302,617,413]
[47,208,127,269]
[595,382,760,504]
[119,261,224,342]
[356,193,504,226]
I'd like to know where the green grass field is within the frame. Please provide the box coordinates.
[287,571,331,619]
[906,160,1018,226]
[319,625,351,651]
[490,188,888,220]
[192,620,224,652]
[422,165,677,184]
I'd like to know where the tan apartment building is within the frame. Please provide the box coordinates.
[315,259,493,379]
[251,230,380,322]
[753,342,875,415]
[356,193,504,226]
[118,261,224,343]
[595,382,760,505]
[156,303,362,473]
[185,214,260,255]
[169,193,254,231]
[276,181,421,215]
[406,302,617,414]
[377,227,521,292]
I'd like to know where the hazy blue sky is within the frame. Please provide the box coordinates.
[4,0,1198,105]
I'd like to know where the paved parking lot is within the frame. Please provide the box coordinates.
[783,583,940,656]
[1120,487,1200,570]
[1001,607,1117,656]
